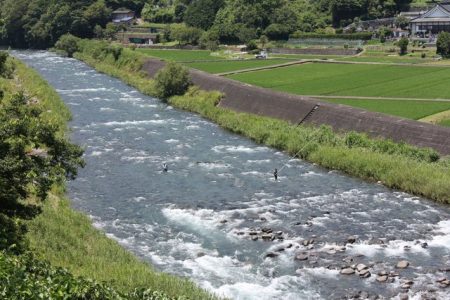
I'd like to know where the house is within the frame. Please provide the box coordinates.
[410,1,450,37]
[112,8,135,25]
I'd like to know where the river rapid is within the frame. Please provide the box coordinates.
[14,51,450,300]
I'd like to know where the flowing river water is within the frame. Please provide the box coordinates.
[15,51,450,300]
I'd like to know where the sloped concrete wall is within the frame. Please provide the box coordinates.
[142,58,450,155]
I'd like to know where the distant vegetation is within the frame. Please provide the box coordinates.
[0,0,417,48]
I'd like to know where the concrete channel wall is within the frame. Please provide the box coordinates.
[142,58,450,155]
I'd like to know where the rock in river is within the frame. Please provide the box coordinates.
[295,253,309,261]
[396,260,410,269]
[340,267,355,275]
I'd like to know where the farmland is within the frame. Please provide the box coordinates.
[227,63,450,99]
[136,49,225,61]
[185,59,293,74]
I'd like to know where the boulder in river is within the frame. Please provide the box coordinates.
[376,275,388,282]
[295,253,309,261]
[356,264,368,272]
[347,236,357,244]
[340,267,355,275]
[396,260,410,269]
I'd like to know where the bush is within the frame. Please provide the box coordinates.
[0,51,14,78]
[397,37,409,55]
[246,40,258,51]
[437,32,450,58]
[55,34,80,57]
[154,62,192,100]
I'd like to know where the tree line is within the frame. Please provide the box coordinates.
[0,0,415,48]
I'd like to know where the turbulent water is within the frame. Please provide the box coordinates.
[15,51,450,300]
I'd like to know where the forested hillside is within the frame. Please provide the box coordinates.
[0,0,416,48]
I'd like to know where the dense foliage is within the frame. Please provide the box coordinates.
[437,31,450,58]
[0,52,84,252]
[0,251,187,300]
[0,0,417,48]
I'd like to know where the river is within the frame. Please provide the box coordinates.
[14,51,450,300]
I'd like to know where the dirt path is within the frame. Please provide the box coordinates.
[215,60,309,76]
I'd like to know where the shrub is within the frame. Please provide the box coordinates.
[154,62,192,100]
[55,34,80,57]
[421,53,426,59]
[437,32,450,58]
[290,32,372,40]
[0,51,14,78]
[246,40,258,51]
[397,37,409,55]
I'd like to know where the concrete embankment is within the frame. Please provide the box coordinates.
[143,58,450,155]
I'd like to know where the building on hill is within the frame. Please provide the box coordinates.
[112,8,135,25]
[410,2,450,37]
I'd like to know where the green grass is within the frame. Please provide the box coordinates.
[228,62,450,99]
[439,119,450,127]
[186,59,293,74]
[73,39,450,203]
[137,49,224,62]
[320,98,450,120]
[27,193,217,299]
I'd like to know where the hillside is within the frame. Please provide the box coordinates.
[0,0,419,48]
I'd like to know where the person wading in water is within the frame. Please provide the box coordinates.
[162,163,168,172]
[273,168,278,181]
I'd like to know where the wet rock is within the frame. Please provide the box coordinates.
[356,264,368,272]
[251,236,258,241]
[401,280,414,290]
[260,217,267,222]
[261,234,272,241]
[276,231,283,236]
[294,222,302,226]
[347,236,357,244]
[360,291,369,299]
[343,257,354,264]
[236,231,245,236]
[302,240,310,247]
[389,271,399,277]
[376,275,388,283]
[421,242,429,249]
[249,231,258,236]
[378,270,388,276]
[368,238,384,245]
[436,277,447,283]
[439,279,450,287]
[197,252,206,257]
[265,252,279,258]
[327,249,337,255]
[359,269,371,278]
[340,267,355,275]
[261,227,273,234]
[438,267,450,272]
[295,253,309,261]
[336,246,346,252]
[306,245,314,250]
[286,243,293,249]
[396,260,410,269]
[219,219,228,224]
[399,293,409,300]
[276,247,285,252]
[404,245,411,251]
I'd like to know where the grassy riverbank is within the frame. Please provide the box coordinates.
[5,55,218,299]
[74,39,450,203]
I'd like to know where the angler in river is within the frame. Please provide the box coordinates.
[14,51,450,300]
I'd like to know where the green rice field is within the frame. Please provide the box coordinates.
[439,119,450,127]
[137,49,224,61]
[319,98,450,120]
[186,59,293,74]
[228,63,450,99]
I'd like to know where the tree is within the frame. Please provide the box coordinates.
[55,34,79,57]
[395,15,409,30]
[184,0,225,30]
[397,36,409,55]
[154,62,192,100]
[437,32,450,58]
[170,24,203,45]
[0,51,14,78]
[259,35,268,48]
[0,92,84,251]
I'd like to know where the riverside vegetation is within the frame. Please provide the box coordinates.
[67,38,450,203]
[0,52,219,300]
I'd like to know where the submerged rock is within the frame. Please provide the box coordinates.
[347,236,357,244]
[376,275,388,283]
[265,252,279,258]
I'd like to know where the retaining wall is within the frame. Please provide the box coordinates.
[142,58,450,155]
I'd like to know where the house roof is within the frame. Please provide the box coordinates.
[411,3,450,23]
[113,8,133,14]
